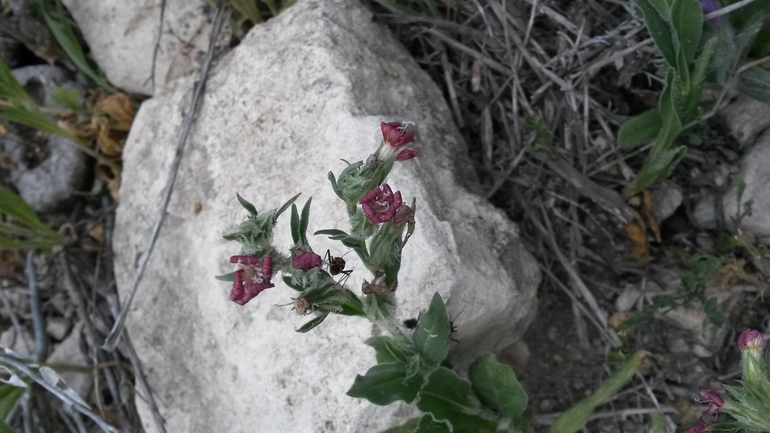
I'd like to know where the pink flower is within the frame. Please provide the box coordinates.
[292,251,322,271]
[395,149,423,161]
[738,329,763,353]
[379,122,419,160]
[699,389,724,415]
[681,418,707,433]
[359,183,402,224]
[229,255,274,306]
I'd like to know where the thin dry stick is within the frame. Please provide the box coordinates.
[25,252,46,362]
[121,331,166,432]
[705,0,755,20]
[102,0,229,351]
[144,0,168,90]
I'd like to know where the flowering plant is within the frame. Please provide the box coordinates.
[217,122,533,432]
[681,329,770,432]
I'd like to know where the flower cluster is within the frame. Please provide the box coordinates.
[377,122,421,161]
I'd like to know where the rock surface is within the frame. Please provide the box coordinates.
[114,1,540,431]
[61,0,230,95]
[694,131,770,241]
[721,96,770,147]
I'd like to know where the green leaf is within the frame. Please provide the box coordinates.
[338,289,366,317]
[290,204,301,245]
[704,297,725,327]
[281,275,305,291]
[275,193,301,220]
[416,367,476,424]
[299,198,312,245]
[0,384,25,418]
[549,351,647,433]
[0,421,13,433]
[236,193,258,216]
[0,60,30,101]
[671,0,701,64]
[0,103,81,144]
[314,229,348,237]
[347,363,422,405]
[229,0,262,23]
[412,292,451,366]
[468,353,528,418]
[0,186,47,230]
[296,313,328,333]
[737,67,770,106]
[366,336,408,364]
[215,272,235,282]
[38,0,113,90]
[617,109,662,149]
[415,415,450,433]
[633,0,677,67]
[51,86,80,111]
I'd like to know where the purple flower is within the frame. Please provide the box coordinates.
[700,388,724,415]
[379,122,419,160]
[396,149,423,161]
[229,255,274,306]
[700,0,725,28]
[738,329,763,352]
[681,418,707,433]
[359,183,403,224]
[292,250,322,271]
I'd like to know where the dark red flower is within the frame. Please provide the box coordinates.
[359,183,402,224]
[396,149,423,161]
[229,255,274,306]
[393,204,414,226]
[292,251,322,271]
[700,388,724,415]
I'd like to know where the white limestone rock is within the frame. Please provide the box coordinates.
[114,0,540,431]
[61,0,230,95]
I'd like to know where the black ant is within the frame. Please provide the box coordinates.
[325,250,352,287]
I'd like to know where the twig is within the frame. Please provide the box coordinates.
[25,252,46,362]
[0,354,118,433]
[121,332,166,433]
[533,406,676,425]
[101,0,229,351]
[144,0,168,90]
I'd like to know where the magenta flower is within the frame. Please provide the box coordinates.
[700,388,724,415]
[379,122,419,160]
[681,418,707,433]
[738,329,763,352]
[229,255,274,306]
[292,250,322,271]
[359,183,403,224]
[396,149,423,161]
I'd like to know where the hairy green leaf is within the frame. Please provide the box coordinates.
[290,204,300,245]
[347,363,422,405]
[296,313,328,333]
[236,193,258,216]
[468,353,528,419]
[299,197,312,245]
[633,0,677,67]
[412,292,451,366]
[415,367,476,423]
[366,336,408,365]
[618,109,662,149]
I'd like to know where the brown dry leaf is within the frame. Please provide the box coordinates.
[89,224,105,243]
[642,190,661,243]
[0,123,8,134]
[95,163,121,202]
[91,116,123,157]
[625,220,648,260]
[95,93,135,132]
[0,250,24,277]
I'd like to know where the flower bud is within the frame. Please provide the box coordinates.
[699,388,724,415]
[738,329,766,386]
[292,250,323,271]
[681,418,707,433]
